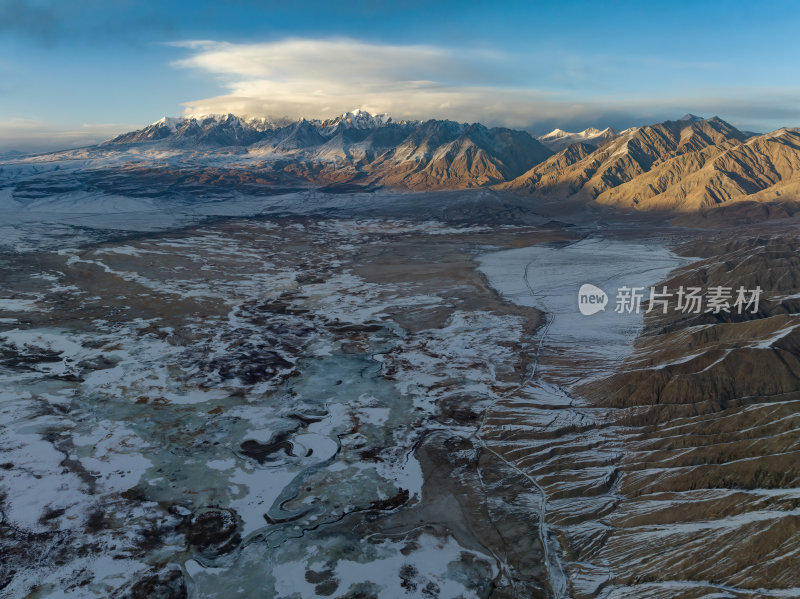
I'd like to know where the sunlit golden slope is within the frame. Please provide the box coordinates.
[502,116,800,211]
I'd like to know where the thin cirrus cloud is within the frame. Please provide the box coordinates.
[0,119,139,153]
[168,38,800,133]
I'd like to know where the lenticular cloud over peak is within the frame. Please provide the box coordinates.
[167,37,800,135]
[168,38,568,127]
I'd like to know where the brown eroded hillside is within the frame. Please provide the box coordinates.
[560,234,800,596]
[502,115,800,212]
[502,115,752,205]
[596,127,800,210]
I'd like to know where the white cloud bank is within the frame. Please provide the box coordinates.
[171,38,800,134]
[170,38,596,127]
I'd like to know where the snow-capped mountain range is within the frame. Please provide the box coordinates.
[111,110,409,147]
[105,110,627,181]
[7,109,798,212]
[103,110,554,189]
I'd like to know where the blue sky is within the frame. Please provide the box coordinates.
[2,0,800,150]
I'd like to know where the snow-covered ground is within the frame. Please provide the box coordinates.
[479,238,689,376]
[0,215,525,598]
[477,237,689,598]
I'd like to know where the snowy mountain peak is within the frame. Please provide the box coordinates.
[538,126,618,151]
[592,126,616,136]
[541,128,569,139]
[347,108,373,118]
[149,113,280,133]
[133,110,407,145]
[151,116,183,131]
[321,109,393,132]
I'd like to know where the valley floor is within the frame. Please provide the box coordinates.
[0,197,798,598]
